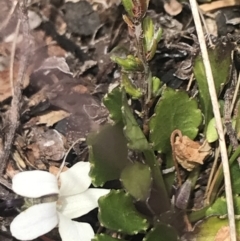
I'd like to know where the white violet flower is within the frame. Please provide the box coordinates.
[10,162,109,241]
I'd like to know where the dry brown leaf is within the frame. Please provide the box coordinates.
[27,86,48,109]
[38,110,70,127]
[171,130,212,171]
[6,162,19,179]
[72,84,89,94]
[24,110,70,128]
[214,226,230,241]
[213,226,240,241]
[35,56,72,74]
[12,151,26,169]
[0,62,31,102]
[199,0,240,12]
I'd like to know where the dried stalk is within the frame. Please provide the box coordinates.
[189,0,237,240]
[224,87,239,153]
[204,146,220,204]
[10,20,20,96]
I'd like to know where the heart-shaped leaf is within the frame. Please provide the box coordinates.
[206,118,218,143]
[93,234,126,241]
[206,196,240,216]
[121,162,152,201]
[206,196,229,216]
[193,42,234,132]
[235,102,240,139]
[98,190,149,234]
[144,224,178,241]
[231,162,240,194]
[122,94,149,150]
[149,88,202,153]
[88,124,129,186]
[103,87,123,123]
[188,216,240,241]
[229,151,240,197]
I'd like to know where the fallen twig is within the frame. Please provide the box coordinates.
[0,0,31,180]
[0,0,18,33]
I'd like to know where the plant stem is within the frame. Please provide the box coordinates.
[132,19,153,137]
[143,149,171,212]
[133,20,152,102]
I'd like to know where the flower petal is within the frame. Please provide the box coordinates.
[58,213,94,241]
[59,162,91,197]
[12,170,59,198]
[10,202,58,240]
[58,188,110,219]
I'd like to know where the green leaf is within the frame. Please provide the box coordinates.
[152,76,161,97]
[149,88,202,153]
[143,16,162,61]
[122,94,149,150]
[143,149,171,213]
[206,118,218,143]
[206,196,228,216]
[143,16,154,52]
[206,196,240,216]
[98,190,149,234]
[110,45,129,59]
[219,100,225,117]
[92,234,126,241]
[88,124,129,186]
[103,87,123,123]
[122,73,143,99]
[188,206,210,223]
[193,42,234,132]
[231,162,240,194]
[111,55,143,72]
[154,27,162,44]
[121,162,152,201]
[144,224,179,241]
[121,0,134,17]
[235,101,240,139]
[146,30,162,61]
[146,39,157,61]
[189,216,240,241]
